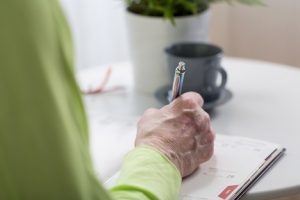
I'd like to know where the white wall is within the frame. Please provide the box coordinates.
[60,0,300,69]
[60,0,129,69]
[210,0,300,68]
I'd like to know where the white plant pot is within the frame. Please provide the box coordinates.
[126,10,210,94]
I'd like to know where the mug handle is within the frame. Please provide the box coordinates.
[204,67,227,95]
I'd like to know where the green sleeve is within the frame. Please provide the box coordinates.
[0,1,111,199]
[0,1,181,200]
[111,147,181,200]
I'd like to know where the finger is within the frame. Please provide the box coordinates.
[180,92,204,107]
[192,108,211,133]
[200,128,215,145]
[163,92,204,112]
[200,143,214,163]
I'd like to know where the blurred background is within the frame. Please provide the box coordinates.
[60,1,300,199]
[60,0,299,69]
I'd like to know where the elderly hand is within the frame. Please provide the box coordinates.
[135,92,215,177]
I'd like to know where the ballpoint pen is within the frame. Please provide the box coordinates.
[169,61,186,102]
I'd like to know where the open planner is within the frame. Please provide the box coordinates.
[105,134,285,200]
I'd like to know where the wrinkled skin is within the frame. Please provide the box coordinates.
[135,92,215,177]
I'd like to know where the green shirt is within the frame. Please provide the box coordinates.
[0,0,181,199]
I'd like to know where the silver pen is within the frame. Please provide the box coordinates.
[170,61,186,102]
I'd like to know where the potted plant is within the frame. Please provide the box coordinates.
[124,0,262,94]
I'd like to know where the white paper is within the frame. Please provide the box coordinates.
[105,134,282,200]
[180,135,281,200]
[96,115,283,200]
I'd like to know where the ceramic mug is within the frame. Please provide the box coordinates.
[165,42,227,102]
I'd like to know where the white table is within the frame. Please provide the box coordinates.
[77,57,300,200]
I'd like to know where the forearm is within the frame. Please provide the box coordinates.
[110,147,181,200]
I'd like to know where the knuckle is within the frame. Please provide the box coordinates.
[206,131,215,144]
[182,110,198,126]
[193,93,204,105]
[205,148,214,161]
[202,112,210,122]
[194,110,210,131]
[201,145,214,162]
[182,97,198,108]
[185,92,204,105]
[180,92,204,109]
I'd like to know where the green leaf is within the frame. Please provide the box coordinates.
[125,0,265,24]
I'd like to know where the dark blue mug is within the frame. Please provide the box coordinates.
[165,42,227,102]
